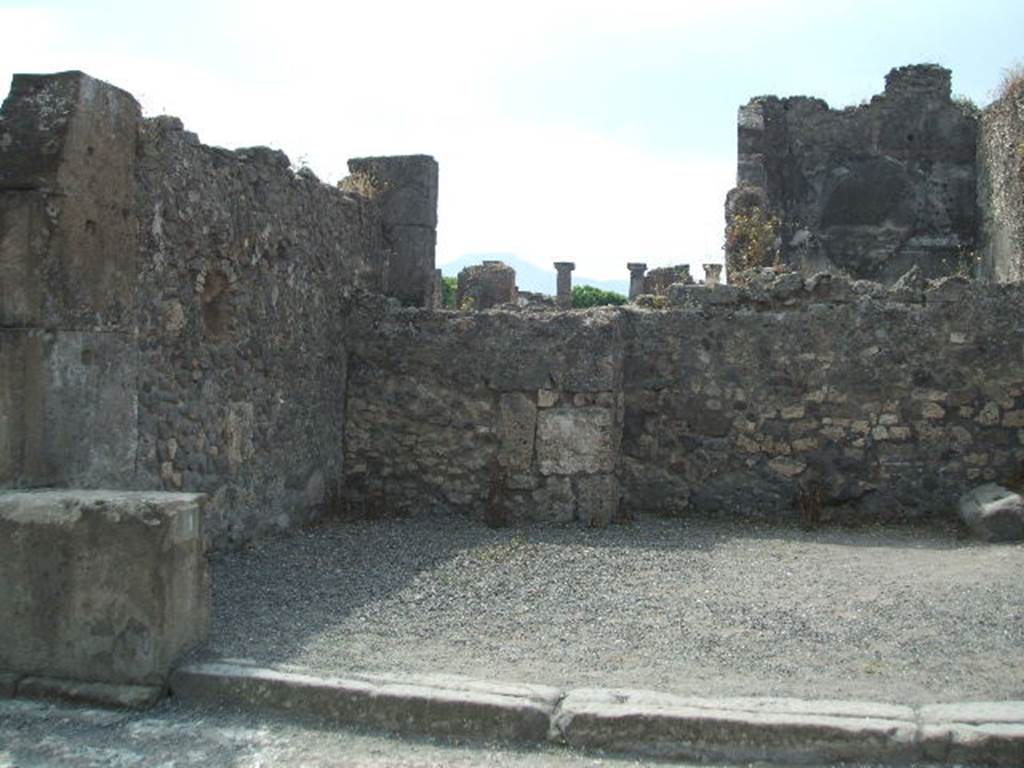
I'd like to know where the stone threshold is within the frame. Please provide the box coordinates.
[164,659,1024,766]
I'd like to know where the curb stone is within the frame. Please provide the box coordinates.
[170,660,1024,766]
[551,689,919,765]
[918,703,1024,765]
[170,661,561,743]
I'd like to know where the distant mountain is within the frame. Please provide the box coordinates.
[438,252,630,296]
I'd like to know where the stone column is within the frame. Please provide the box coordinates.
[627,263,647,300]
[554,262,575,308]
[704,263,723,286]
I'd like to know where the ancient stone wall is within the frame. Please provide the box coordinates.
[727,65,978,284]
[344,308,624,526]
[132,116,392,543]
[344,276,1024,526]
[4,67,1023,544]
[0,71,438,546]
[626,274,1024,522]
[977,85,1024,282]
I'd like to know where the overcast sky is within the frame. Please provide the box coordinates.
[1,1,1021,280]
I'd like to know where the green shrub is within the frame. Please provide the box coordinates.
[441,275,457,308]
[571,285,627,308]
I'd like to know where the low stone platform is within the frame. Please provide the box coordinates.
[0,490,210,700]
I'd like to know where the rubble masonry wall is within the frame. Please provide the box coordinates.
[344,276,1024,525]
[977,85,1024,282]
[0,71,439,546]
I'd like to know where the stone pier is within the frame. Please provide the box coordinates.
[456,261,517,310]
[0,490,210,696]
[704,263,723,286]
[347,155,439,307]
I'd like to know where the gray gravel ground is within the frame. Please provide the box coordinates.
[195,515,1024,705]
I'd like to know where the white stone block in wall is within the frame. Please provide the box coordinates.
[536,407,616,475]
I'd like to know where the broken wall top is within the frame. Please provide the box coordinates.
[731,64,978,285]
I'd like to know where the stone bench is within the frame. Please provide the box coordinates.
[0,490,209,704]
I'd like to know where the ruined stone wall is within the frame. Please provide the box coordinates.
[344,308,624,526]
[132,116,390,544]
[344,277,1024,526]
[978,86,1024,282]
[0,71,439,547]
[5,68,1023,543]
[727,65,978,284]
[624,275,1024,522]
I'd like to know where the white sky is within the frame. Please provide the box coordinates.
[1,1,1021,280]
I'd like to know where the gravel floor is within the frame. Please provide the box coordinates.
[196,515,1024,705]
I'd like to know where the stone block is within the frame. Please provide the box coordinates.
[575,474,619,527]
[0,490,210,686]
[497,393,536,472]
[536,407,617,475]
[530,476,574,523]
[0,329,138,488]
[537,389,558,408]
[0,72,140,329]
[958,484,1024,542]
